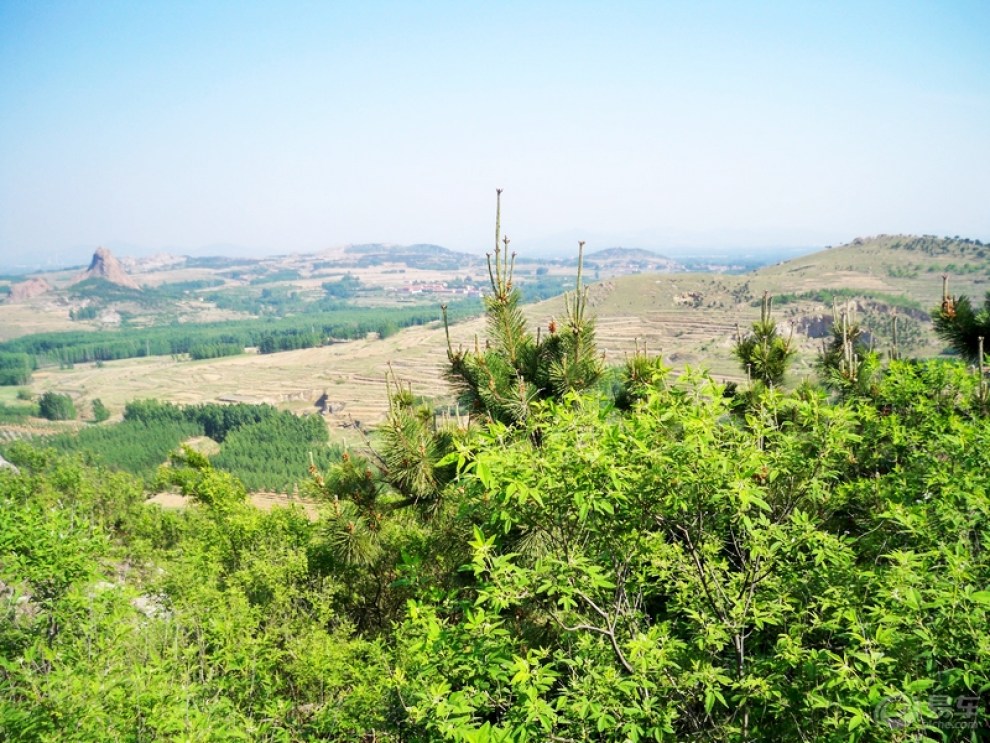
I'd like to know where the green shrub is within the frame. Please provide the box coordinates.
[37,391,76,420]
[91,398,110,423]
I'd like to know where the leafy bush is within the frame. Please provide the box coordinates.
[91,398,110,423]
[37,391,76,420]
[0,446,389,740]
[392,363,990,741]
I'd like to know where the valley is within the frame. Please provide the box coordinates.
[2,234,986,435]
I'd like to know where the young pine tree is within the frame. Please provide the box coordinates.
[311,190,606,536]
[817,301,870,380]
[734,291,795,388]
[443,189,603,425]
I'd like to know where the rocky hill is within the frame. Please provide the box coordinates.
[6,277,52,303]
[69,247,141,290]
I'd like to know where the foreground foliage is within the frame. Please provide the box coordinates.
[2,201,987,739]
[395,361,990,741]
[1,356,988,741]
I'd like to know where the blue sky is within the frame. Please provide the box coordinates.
[1,1,989,266]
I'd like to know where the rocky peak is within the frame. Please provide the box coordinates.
[71,247,140,290]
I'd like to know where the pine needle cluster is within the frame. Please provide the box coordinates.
[376,374,457,515]
[932,276,990,365]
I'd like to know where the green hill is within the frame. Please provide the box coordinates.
[568,234,990,379]
[750,234,990,306]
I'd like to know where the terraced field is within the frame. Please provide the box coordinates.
[11,280,797,434]
[20,318,482,436]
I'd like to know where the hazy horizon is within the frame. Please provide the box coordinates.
[2,1,989,269]
[0,235,818,275]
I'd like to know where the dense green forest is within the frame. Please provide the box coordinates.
[29,400,340,490]
[68,277,226,303]
[1,204,987,741]
[43,417,203,476]
[205,411,341,492]
[0,299,481,373]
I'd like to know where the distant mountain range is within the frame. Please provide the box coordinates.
[6,234,987,302]
[1,234,987,388]
[325,243,483,270]
[0,239,814,275]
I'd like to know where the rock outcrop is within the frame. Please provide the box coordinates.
[6,277,51,303]
[0,454,19,473]
[69,247,141,290]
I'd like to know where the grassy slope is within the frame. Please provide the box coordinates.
[750,234,990,305]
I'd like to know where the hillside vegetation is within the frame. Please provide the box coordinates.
[1,205,988,740]
[580,234,988,377]
[2,351,988,741]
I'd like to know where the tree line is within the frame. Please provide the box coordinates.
[0,300,481,371]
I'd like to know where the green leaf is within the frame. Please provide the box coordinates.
[435,451,459,467]
[475,458,492,489]
[904,587,922,610]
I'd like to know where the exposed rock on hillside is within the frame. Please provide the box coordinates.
[0,453,19,473]
[120,253,186,272]
[794,314,833,339]
[69,247,141,290]
[6,277,51,303]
